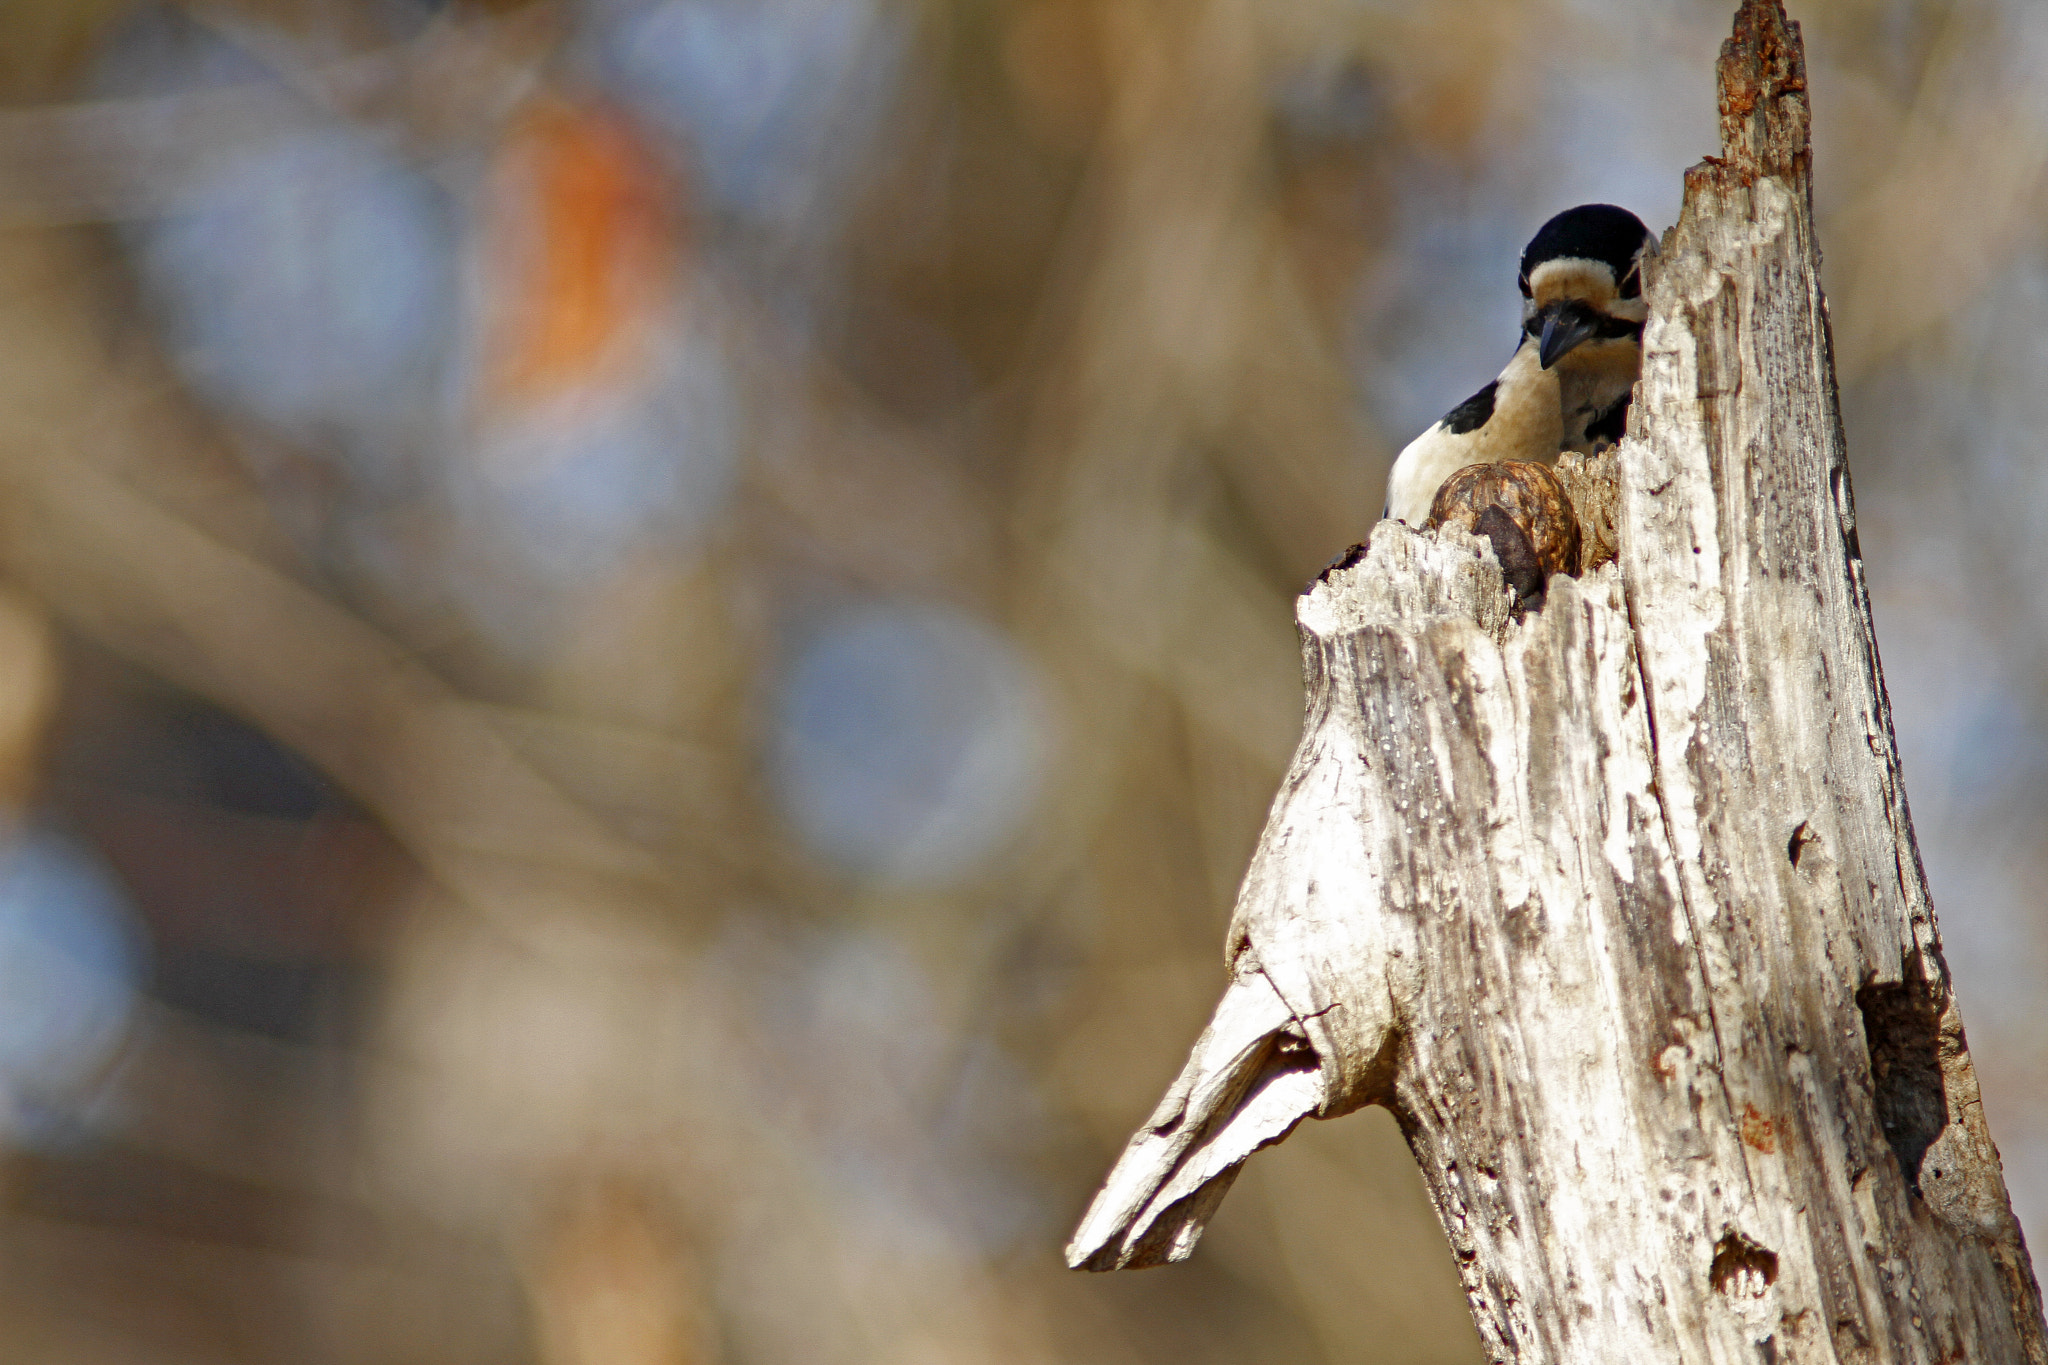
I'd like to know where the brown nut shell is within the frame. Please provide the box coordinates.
[1423,460,1583,604]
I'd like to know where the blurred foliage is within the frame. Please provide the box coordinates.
[0,0,2039,1361]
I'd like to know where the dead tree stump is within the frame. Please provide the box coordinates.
[1066,4,2048,1361]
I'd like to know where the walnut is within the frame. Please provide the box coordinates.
[1424,461,1582,608]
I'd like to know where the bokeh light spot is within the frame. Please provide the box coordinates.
[773,602,1050,884]
[0,831,146,1144]
[601,0,906,229]
[135,125,457,460]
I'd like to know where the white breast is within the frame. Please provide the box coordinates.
[1383,341,1562,526]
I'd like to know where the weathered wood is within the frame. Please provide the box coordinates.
[1067,3,2048,1361]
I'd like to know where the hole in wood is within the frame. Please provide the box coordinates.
[1709,1231,1778,1298]
[1855,952,1949,1197]
[1316,541,1368,585]
[1787,820,1818,868]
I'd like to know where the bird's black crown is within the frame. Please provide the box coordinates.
[1518,204,1653,297]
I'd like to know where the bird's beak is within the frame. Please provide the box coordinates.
[1537,301,1600,369]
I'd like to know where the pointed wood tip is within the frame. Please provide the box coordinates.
[1065,972,1324,1272]
[1715,0,1810,176]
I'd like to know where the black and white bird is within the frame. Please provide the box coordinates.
[1382,204,1653,526]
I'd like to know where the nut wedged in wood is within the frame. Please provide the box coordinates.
[1424,460,1583,606]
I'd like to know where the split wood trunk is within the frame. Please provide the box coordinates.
[1066,4,2048,1362]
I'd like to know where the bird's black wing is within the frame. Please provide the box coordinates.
[1585,391,1630,446]
[1441,380,1499,435]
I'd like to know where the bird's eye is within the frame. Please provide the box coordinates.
[1619,261,1642,298]
[1518,274,1533,299]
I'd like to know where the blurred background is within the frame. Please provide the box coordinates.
[0,0,2038,1360]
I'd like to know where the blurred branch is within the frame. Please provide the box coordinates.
[0,9,547,226]
[1009,0,1351,830]
[0,228,687,935]
[1821,0,2048,382]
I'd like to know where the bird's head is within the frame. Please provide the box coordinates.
[1518,204,1653,371]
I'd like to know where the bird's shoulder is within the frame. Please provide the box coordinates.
[1439,379,1500,435]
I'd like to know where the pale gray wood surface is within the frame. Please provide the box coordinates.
[1067,4,2048,1361]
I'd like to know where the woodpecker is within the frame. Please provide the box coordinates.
[1520,203,1653,455]
[1382,204,1653,527]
